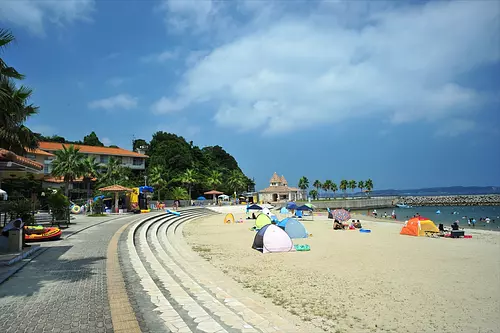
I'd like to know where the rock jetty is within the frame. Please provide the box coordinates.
[399,194,500,206]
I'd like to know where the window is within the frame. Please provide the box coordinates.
[26,153,36,160]
[100,155,109,164]
[133,158,143,166]
[44,165,50,174]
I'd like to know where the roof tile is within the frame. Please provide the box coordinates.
[38,142,148,158]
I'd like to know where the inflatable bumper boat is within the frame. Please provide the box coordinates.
[24,226,62,242]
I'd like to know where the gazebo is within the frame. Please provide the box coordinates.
[204,190,223,203]
[98,185,133,213]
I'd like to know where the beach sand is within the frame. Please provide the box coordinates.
[184,209,500,333]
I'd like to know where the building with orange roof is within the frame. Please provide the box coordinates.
[26,142,148,177]
[259,172,301,203]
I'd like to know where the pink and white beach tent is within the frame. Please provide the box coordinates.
[252,224,294,253]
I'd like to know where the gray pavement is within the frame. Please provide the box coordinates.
[0,214,137,333]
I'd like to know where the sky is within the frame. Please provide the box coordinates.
[1,0,499,191]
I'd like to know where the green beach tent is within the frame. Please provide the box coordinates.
[255,213,272,230]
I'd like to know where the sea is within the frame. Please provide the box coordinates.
[353,205,500,231]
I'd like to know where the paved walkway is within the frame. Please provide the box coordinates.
[0,209,309,333]
[0,214,138,333]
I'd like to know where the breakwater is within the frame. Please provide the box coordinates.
[399,194,500,206]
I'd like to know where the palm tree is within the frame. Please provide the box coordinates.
[101,157,126,186]
[365,179,374,196]
[331,183,338,198]
[339,179,348,198]
[51,145,84,197]
[324,180,334,199]
[179,168,197,199]
[349,180,357,195]
[0,29,39,154]
[321,182,329,200]
[309,189,318,200]
[206,170,222,189]
[313,180,322,199]
[298,176,309,200]
[169,187,189,200]
[0,76,39,154]
[82,156,100,202]
[227,170,246,196]
[358,180,365,194]
[149,165,167,201]
[0,29,23,81]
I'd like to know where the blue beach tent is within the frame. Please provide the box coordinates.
[285,218,308,239]
[280,207,289,214]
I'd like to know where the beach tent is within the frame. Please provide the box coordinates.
[400,216,439,236]
[280,207,289,214]
[252,224,294,253]
[285,219,308,239]
[247,204,262,210]
[296,205,313,211]
[277,217,294,229]
[286,202,298,210]
[197,196,206,200]
[278,218,308,239]
[224,213,235,224]
[255,213,272,229]
[262,207,272,217]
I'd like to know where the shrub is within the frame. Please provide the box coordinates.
[47,190,70,221]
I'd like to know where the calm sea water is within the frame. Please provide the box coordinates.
[353,205,500,230]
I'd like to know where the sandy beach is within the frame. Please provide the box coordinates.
[184,208,500,333]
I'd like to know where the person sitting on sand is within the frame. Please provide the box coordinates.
[333,219,344,230]
[451,221,460,231]
[354,220,362,228]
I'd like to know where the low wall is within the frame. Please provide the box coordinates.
[399,194,500,206]
[294,197,399,210]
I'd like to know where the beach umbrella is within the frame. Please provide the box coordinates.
[286,202,298,210]
[331,209,351,222]
[204,190,223,202]
[305,203,315,209]
[197,196,206,200]
[98,185,133,213]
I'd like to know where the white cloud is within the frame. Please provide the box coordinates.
[88,94,138,111]
[150,97,186,114]
[160,0,218,33]
[0,0,95,35]
[154,1,499,135]
[435,119,476,137]
[101,137,112,146]
[106,77,127,87]
[140,50,177,63]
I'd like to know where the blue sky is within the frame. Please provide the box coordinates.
[1,0,499,190]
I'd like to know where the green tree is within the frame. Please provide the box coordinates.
[365,179,374,195]
[227,170,247,195]
[324,180,334,199]
[349,180,357,194]
[309,189,318,200]
[179,168,197,199]
[206,170,222,189]
[83,131,104,147]
[331,182,338,198]
[82,156,100,201]
[133,138,148,152]
[149,165,167,201]
[358,180,365,194]
[100,157,127,186]
[313,180,322,199]
[339,179,348,198]
[51,145,84,197]
[168,187,189,200]
[298,176,309,200]
[321,182,329,200]
[0,29,39,154]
